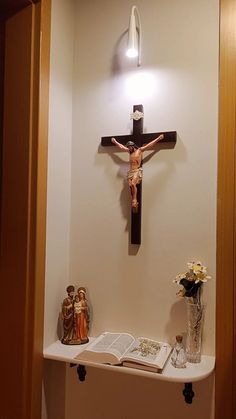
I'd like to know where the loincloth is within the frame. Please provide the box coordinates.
[127,168,143,181]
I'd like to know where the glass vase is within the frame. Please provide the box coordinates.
[185,299,204,363]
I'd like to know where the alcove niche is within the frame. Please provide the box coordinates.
[43,1,218,418]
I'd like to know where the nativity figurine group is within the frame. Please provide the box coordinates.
[61,285,89,345]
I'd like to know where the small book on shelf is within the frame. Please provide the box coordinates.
[75,332,172,373]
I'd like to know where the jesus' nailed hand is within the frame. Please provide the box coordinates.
[111,134,164,212]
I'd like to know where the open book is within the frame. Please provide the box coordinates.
[75,332,172,372]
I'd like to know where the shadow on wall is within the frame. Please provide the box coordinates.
[65,365,214,419]
[165,299,186,344]
[42,360,66,419]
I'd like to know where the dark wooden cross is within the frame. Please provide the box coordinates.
[101,104,177,245]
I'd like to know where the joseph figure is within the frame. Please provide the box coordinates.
[112,134,164,211]
[61,285,75,344]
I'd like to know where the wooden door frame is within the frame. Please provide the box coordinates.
[216,0,236,417]
[0,1,50,418]
[0,0,235,418]
[28,1,51,416]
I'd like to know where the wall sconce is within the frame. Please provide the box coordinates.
[126,5,142,66]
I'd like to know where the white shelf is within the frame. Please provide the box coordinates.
[44,339,215,383]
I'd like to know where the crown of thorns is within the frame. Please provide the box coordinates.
[126,141,138,148]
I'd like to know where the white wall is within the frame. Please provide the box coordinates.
[43,0,218,418]
[44,0,74,347]
[70,0,217,350]
[42,0,74,417]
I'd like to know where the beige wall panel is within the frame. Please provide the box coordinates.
[44,0,219,418]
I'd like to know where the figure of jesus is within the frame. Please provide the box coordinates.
[111,134,164,211]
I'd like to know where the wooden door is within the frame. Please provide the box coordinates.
[216,0,236,418]
[0,1,50,418]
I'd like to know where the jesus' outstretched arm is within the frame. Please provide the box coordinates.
[140,134,164,152]
[111,137,129,152]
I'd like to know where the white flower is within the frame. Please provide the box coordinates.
[185,261,211,283]
[173,273,186,284]
[173,261,211,294]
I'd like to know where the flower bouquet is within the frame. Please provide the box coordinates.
[174,261,211,304]
[173,261,211,363]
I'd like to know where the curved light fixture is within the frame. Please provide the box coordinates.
[126,5,142,66]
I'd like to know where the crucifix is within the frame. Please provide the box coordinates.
[101,104,177,245]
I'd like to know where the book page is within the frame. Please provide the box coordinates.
[122,338,172,369]
[122,361,161,373]
[86,332,134,359]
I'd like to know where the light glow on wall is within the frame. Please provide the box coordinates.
[124,71,157,101]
